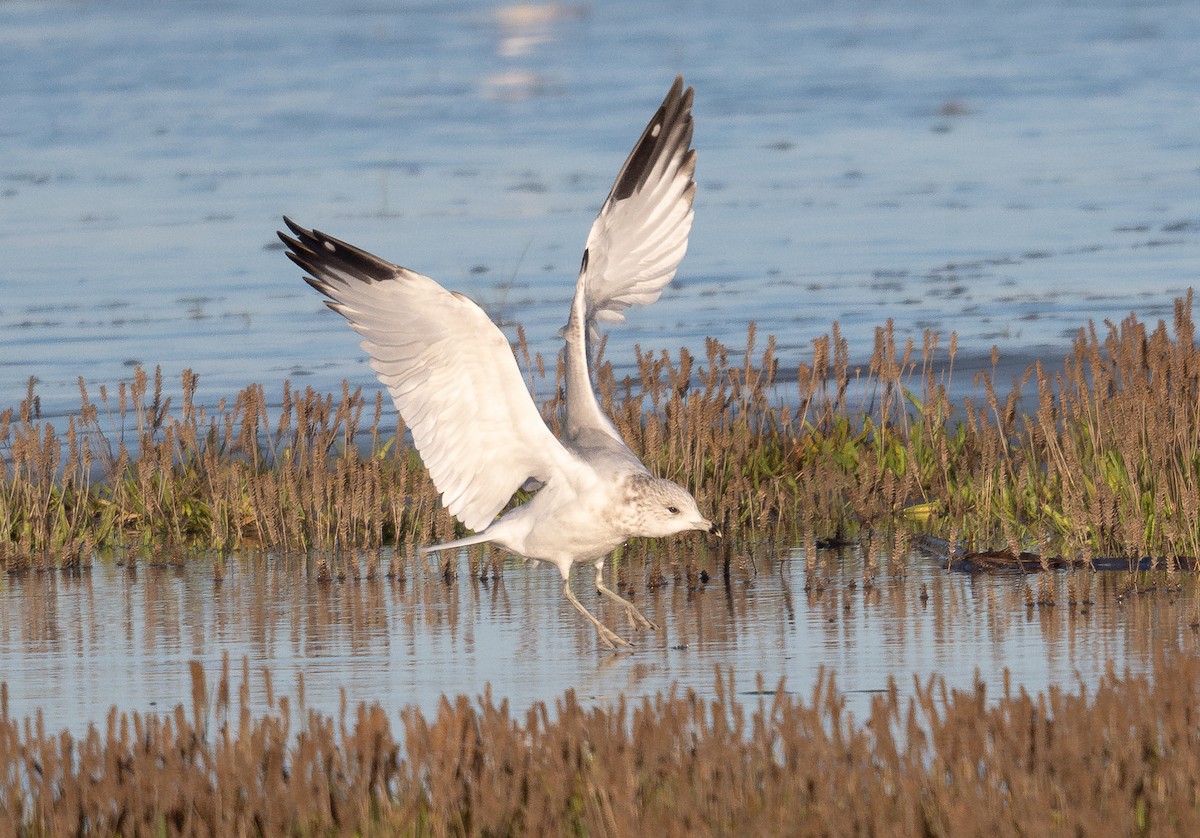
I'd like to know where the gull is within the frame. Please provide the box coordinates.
[279,76,717,650]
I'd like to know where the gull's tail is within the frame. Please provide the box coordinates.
[419,531,496,556]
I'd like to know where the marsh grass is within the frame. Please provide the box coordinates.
[3,293,1199,575]
[2,650,1199,836]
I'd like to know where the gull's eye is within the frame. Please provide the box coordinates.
[667,506,680,515]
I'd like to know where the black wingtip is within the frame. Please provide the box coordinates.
[276,217,402,286]
[278,216,312,255]
[609,76,695,203]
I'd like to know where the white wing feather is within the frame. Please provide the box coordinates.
[561,76,697,443]
[580,75,696,326]
[279,219,579,533]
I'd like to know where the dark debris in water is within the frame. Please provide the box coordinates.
[913,534,1198,573]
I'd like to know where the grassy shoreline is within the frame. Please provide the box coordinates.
[3,293,1198,573]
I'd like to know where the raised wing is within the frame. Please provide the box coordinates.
[280,218,580,533]
[562,76,697,442]
[581,75,696,326]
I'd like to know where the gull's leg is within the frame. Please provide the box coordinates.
[594,560,659,632]
[560,572,631,650]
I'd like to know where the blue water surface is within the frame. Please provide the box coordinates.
[2,0,1198,417]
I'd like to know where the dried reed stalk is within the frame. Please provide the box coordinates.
[2,650,1198,835]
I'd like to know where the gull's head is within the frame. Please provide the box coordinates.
[626,475,719,539]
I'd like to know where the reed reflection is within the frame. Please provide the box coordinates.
[0,544,1197,735]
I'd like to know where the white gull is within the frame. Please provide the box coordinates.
[279,76,717,649]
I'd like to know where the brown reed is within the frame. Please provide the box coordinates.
[1,650,1198,836]
[2,294,1199,574]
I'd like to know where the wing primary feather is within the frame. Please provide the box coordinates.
[280,221,397,285]
[609,76,688,203]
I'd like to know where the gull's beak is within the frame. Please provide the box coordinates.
[703,519,721,538]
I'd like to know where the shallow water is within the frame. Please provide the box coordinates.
[2,548,1196,734]
[3,0,1200,734]
[3,0,1200,418]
